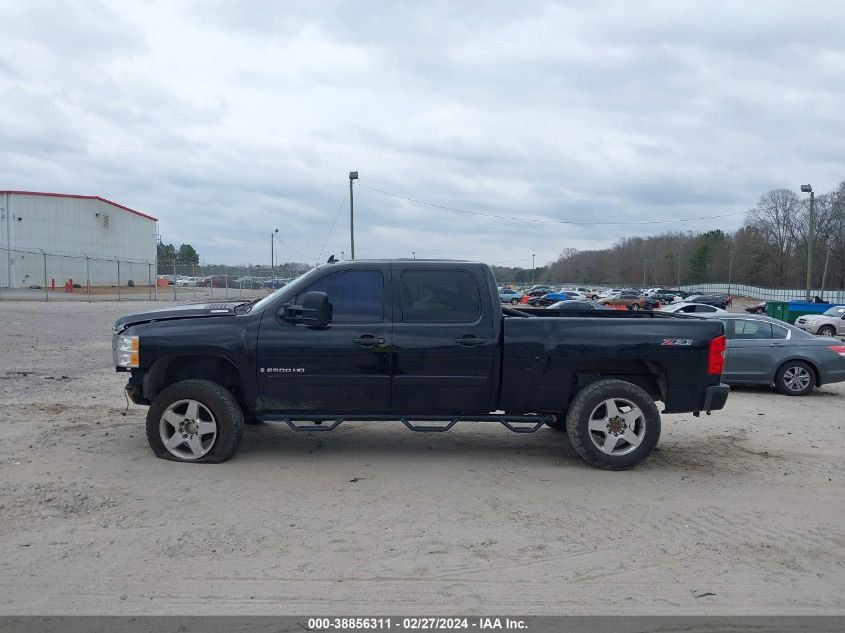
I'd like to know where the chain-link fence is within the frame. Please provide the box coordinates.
[0,248,301,302]
[679,283,845,303]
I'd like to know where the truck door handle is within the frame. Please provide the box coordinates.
[353,335,385,346]
[455,335,487,346]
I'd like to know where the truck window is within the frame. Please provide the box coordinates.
[296,270,384,323]
[401,270,481,323]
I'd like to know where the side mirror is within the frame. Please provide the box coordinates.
[279,291,332,328]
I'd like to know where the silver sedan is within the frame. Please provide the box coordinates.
[700,313,845,395]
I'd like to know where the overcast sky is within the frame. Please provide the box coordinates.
[2,1,844,267]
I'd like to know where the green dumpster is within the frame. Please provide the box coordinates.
[767,300,840,324]
[766,301,787,321]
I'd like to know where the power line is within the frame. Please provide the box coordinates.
[357,182,749,226]
[314,188,349,265]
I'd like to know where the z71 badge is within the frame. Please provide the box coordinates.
[661,338,693,346]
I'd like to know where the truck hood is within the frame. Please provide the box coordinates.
[113,301,245,332]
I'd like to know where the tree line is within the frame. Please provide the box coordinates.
[492,180,845,290]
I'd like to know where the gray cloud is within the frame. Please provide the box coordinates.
[1,0,843,266]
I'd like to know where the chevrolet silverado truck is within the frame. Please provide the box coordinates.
[113,259,729,470]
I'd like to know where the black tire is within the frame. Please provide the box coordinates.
[510,298,519,305]
[818,325,837,338]
[565,379,661,470]
[146,379,244,463]
[774,361,816,396]
[629,303,640,311]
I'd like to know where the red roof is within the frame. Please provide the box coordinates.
[0,190,157,222]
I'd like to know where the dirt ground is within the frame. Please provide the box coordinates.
[0,301,843,615]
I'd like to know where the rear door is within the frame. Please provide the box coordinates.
[723,318,789,382]
[256,265,392,413]
[391,265,496,414]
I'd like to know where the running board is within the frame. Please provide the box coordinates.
[256,414,553,434]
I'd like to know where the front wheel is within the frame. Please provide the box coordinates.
[510,298,520,305]
[817,325,837,338]
[565,379,661,469]
[629,303,640,311]
[774,361,816,396]
[146,379,244,463]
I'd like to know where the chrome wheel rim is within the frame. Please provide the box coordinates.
[587,397,646,456]
[159,399,217,460]
[782,366,811,392]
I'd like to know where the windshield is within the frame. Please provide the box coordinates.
[823,306,845,317]
[248,267,322,313]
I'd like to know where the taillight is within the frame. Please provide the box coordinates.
[708,335,726,375]
[828,345,845,357]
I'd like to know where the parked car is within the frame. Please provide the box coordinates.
[574,287,602,300]
[235,276,265,289]
[157,275,175,286]
[685,294,729,309]
[600,292,658,311]
[649,290,681,304]
[499,288,524,305]
[197,275,236,288]
[745,301,767,314]
[528,291,585,307]
[263,277,288,289]
[175,276,198,287]
[546,300,614,311]
[523,285,555,298]
[700,313,845,395]
[659,302,727,314]
[113,259,729,470]
[794,306,845,337]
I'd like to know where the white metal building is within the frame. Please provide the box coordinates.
[0,191,158,288]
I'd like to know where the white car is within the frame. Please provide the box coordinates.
[658,301,727,314]
[175,277,198,287]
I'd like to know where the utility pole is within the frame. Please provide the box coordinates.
[532,254,535,284]
[349,171,358,260]
[801,184,815,300]
[270,228,278,276]
[821,239,831,299]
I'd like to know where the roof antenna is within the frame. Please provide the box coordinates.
[327,254,338,263]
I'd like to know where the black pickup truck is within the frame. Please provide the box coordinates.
[113,259,729,469]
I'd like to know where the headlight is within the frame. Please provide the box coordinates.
[115,335,139,368]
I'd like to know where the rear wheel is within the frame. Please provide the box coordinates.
[510,298,519,305]
[146,379,244,463]
[565,379,661,470]
[774,361,816,396]
[818,325,836,337]
[629,303,640,311]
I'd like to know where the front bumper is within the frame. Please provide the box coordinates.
[702,383,730,413]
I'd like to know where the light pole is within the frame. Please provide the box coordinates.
[349,171,358,260]
[412,251,416,259]
[532,254,536,284]
[270,228,278,276]
[801,184,815,300]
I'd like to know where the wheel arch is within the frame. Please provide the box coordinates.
[570,360,667,406]
[145,355,253,413]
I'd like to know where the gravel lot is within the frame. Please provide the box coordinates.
[0,301,843,615]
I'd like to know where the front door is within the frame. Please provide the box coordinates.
[391,266,495,414]
[256,266,392,413]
